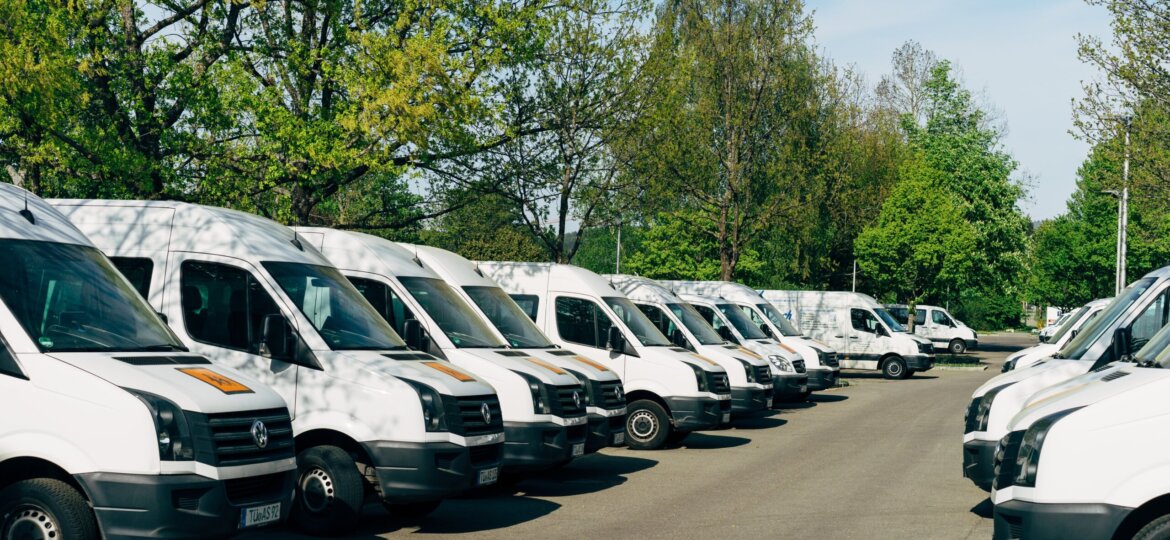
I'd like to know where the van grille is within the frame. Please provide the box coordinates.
[442,394,503,437]
[594,380,626,409]
[224,472,289,505]
[706,371,730,394]
[1102,371,1130,382]
[753,365,773,384]
[819,351,839,368]
[188,408,295,468]
[549,384,588,418]
[791,359,806,373]
[468,442,503,468]
[992,431,1025,490]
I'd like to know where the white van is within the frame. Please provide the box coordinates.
[663,282,841,391]
[1039,311,1072,343]
[1001,298,1111,372]
[387,242,627,453]
[961,268,1170,492]
[54,201,505,534]
[761,290,935,379]
[606,275,776,415]
[884,304,978,354]
[295,229,591,472]
[674,292,810,402]
[479,263,733,450]
[1,186,296,539]
[989,323,1170,540]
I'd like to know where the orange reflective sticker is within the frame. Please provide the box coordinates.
[526,357,567,375]
[777,342,795,354]
[177,368,253,395]
[690,354,719,367]
[572,355,611,372]
[423,361,476,382]
[737,347,763,360]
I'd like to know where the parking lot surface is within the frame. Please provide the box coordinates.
[246,333,1033,539]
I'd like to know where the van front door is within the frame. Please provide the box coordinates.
[552,295,627,379]
[844,308,881,370]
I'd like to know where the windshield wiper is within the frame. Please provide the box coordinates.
[123,344,188,352]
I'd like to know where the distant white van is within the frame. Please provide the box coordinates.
[761,291,935,379]
[884,304,978,354]
[1002,298,1111,372]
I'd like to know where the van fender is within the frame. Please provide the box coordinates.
[292,406,417,446]
[0,434,103,477]
[621,378,676,406]
[1108,464,1170,509]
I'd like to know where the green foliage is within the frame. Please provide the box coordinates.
[622,212,763,281]
[419,192,547,262]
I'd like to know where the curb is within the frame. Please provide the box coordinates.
[934,365,988,371]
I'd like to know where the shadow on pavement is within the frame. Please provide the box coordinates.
[497,453,659,498]
[809,394,848,403]
[677,432,751,450]
[405,495,562,534]
[774,401,817,410]
[970,498,994,518]
[731,416,787,430]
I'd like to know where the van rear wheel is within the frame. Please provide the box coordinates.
[1134,514,1170,540]
[949,339,967,354]
[293,445,366,536]
[626,399,670,450]
[882,357,908,380]
[0,478,99,540]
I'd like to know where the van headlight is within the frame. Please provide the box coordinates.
[403,380,448,432]
[518,372,552,414]
[768,355,793,372]
[738,359,756,382]
[1014,407,1083,487]
[126,389,194,461]
[974,383,1014,432]
[685,363,709,392]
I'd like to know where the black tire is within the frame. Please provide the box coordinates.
[292,445,366,536]
[949,339,967,354]
[882,356,908,380]
[383,499,442,520]
[665,430,690,446]
[625,399,671,450]
[1135,514,1170,540]
[0,478,99,540]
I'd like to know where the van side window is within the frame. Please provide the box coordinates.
[693,305,722,331]
[740,306,765,327]
[636,303,678,338]
[851,308,879,333]
[1128,288,1170,351]
[915,309,927,326]
[555,297,614,348]
[932,310,952,326]
[347,277,417,336]
[110,257,154,298]
[180,261,283,353]
[511,294,540,322]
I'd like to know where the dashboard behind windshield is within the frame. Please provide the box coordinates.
[400,277,507,348]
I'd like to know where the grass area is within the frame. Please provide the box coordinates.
[935,354,986,367]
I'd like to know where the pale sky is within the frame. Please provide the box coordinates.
[809,0,1114,221]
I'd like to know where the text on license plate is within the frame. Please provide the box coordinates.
[477,467,499,486]
[572,443,585,457]
[239,502,281,528]
[613,432,625,445]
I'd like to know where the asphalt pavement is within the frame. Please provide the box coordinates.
[245,332,1034,539]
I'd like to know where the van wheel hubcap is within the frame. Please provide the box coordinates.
[888,363,902,376]
[300,468,335,513]
[629,410,658,440]
[5,505,58,540]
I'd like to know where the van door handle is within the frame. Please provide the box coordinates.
[833,335,844,338]
[848,336,859,340]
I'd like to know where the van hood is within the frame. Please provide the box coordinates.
[699,344,768,367]
[332,350,497,397]
[906,334,933,346]
[520,349,622,382]
[461,348,585,385]
[980,360,1093,439]
[801,338,835,354]
[1011,364,1164,431]
[974,358,1065,397]
[47,352,285,414]
[644,347,727,374]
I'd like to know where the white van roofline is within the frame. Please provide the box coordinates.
[1,184,93,246]
[661,280,773,305]
[401,244,499,288]
[292,227,436,279]
[760,290,883,309]
[475,262,622,299]
[605,275,684,304]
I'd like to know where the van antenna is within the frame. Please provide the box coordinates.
[18,190,34,224]
[290,229,303,251]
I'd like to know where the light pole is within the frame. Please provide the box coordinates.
[1102,116,1132,296]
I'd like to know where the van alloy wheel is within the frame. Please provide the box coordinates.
[629,410,658,441]
[625,399,670,450]
[4,505,59,540]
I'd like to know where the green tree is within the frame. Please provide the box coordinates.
[419,191,547,262]
[622,211,763,281]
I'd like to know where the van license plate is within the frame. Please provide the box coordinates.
[800,385,808,393]
[239,502,281,528]
[572,443,585,457]
[722,412,731,423]
[613,432,625,445]
[477,467,499,486]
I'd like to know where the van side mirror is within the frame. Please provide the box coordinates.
[403,318,425,350]
[606,326,625,352]
[670,329,689,349]
[717,326,737,343]
[261,314,293,360]
[759,323,774,338]
[156,311,168,324]
[876,325,889,337]
[1070,329,1079,339]
[1113,326,1132,360]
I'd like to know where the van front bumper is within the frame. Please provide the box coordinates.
[585,409,628,453]
[730,386,772,415]
[75,469,295,539]
[666,396,728,431]
[807,367,839,391]
[962,438,996,491]
[363,440,503,502]
[772,373,810,404]
[502,420,587,471]
[906,354,935,371]
[993,499,1131,540]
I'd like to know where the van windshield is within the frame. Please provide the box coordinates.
[667,303,724,345]
[603,297,672,346]
[874,308,907,332]
[718,304,768,339]
[464,286,554,348]
[1137,323,1170,367]
[400,277,507,348]
[0,239,185,353]
[1048,306,1088,344]
[263,262,406,351]
[756,303,802,336]
[1058,278,1155,360]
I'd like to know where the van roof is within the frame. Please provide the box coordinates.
[760,289,882,308]
[292,227,439,280]
[0,184,93,246]
[660,280,768,304]
[605,275,683,304]
[675,292,727,306]
[52,199,326,265]
[402,244,498,288]
[475,262,621,298]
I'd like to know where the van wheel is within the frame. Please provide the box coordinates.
[383,499,442,520]
[0,478,99,540]
[949,339,967,354]
[626,399,670,450]
[293,446,366,536]
[882,357,908,379]
[1134,514,1170,540]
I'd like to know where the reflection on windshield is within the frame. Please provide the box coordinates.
[1137,323,1170,367]
[1048,307,1088,344]
[0,240,184,353]
[603,297,672,346]
[718,304,768,339]
[874,308,906,333]
[264,262,405,351]
[668,303,724,345]
[1059,278,1155,360]
[464,286,554,348]
[757,303,801,336]
[400,277,506,348]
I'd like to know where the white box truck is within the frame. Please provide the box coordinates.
[54,200,505,534]
[0,185,297,539]
[884,304,978,354]
[295,229,591,472]
[479,263,733,450]
[1001,298,1111,372]
[760,290,935,379]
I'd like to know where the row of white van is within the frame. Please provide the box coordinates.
[0,184,940,539]
[960,272,1170,539]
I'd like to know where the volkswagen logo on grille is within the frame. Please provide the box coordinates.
[251,419,268,449]
[481,402,492,424]
[572,391,581,409]
[614,386,623,401]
